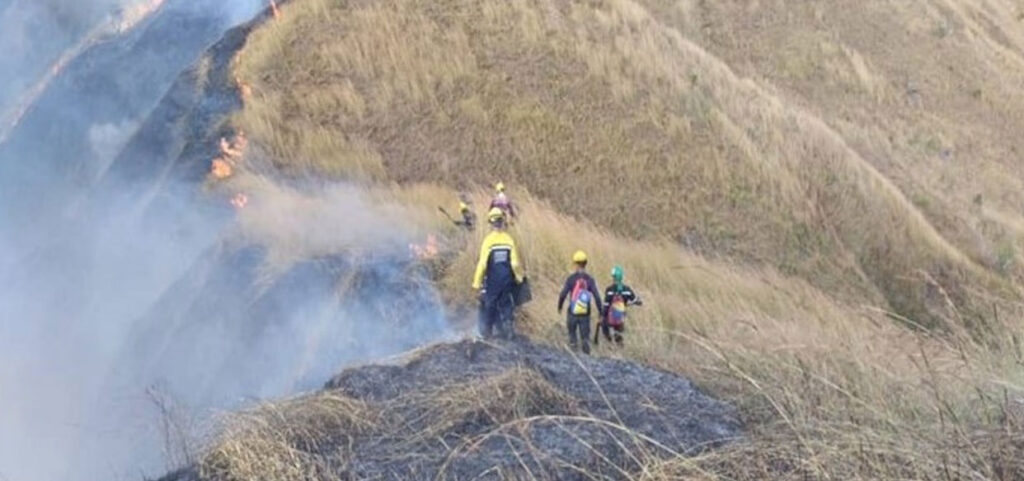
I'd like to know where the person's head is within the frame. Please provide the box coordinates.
[572,250,588,270]
[487,207,506,229]
[611,265,624,286]
[495,181,506,193]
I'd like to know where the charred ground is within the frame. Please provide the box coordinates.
[161,339,739,481]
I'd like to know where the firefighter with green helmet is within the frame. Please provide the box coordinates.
[596,264,642,346]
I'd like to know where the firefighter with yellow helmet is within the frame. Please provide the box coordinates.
[557,250,604,354]
[489,181,517,222]
[472,207,524,339]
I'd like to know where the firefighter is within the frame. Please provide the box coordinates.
[596,265,642,346]
[557,250,604,354]
[472,207,524,339]
[489,182,517,222]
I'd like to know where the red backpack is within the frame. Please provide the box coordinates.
[569,277,592,315]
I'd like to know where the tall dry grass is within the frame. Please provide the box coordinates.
[200,392,371,480]
[233,0,1024,327]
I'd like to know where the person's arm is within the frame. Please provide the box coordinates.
[624,285,642,305]
[472,235,492,290]
[557,275,572,312]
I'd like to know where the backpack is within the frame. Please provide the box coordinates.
[570,277,591,315]
[491,193,510,210]
[513,277,533,306]
[606,291,627,327]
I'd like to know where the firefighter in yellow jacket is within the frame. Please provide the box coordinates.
[472,207,524,339]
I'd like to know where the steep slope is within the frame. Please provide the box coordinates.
[196,0,1024,479]
[666,0,1024,274]
[232,0,1023,328]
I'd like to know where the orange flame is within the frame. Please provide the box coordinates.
[210,158,233,179]
[269,0,280,18]
[409,234,440,260]
[235,76,253,100]
[209,131,247,179]
[230,193,249,209]
[219,134,246,159]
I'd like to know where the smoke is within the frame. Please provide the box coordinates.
[0,183,224,481]
[0,1,453,481]
[88,119,139,179]
[0,0,145,131]
[0,0,263,246]
[0,0,102,113]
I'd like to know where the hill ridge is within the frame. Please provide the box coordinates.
[166,338,740,481]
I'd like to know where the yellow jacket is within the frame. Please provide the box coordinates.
[472,230,524,289]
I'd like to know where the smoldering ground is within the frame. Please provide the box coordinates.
[0,2,452,480]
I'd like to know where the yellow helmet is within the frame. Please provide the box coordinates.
[487,207,506,222]
[459,201,469,212]
[572,250,588,264]
[495,181,506,193]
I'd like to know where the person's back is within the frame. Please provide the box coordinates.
[557,251,603,354]
[598,265,641,346]
[489,182,517,220]
[477,230,517,293]
[473,208,523,339]
[458,200,476,230]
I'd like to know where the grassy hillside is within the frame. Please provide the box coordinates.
[204,0,1024,478]
[232,0,1024,327]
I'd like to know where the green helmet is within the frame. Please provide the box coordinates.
[611,265,624,282]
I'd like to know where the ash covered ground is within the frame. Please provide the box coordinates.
[164,338,740,481]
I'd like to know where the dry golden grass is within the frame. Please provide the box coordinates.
[200,392,371,481]
[233,0,1024,326]
[204,0,1024,478]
